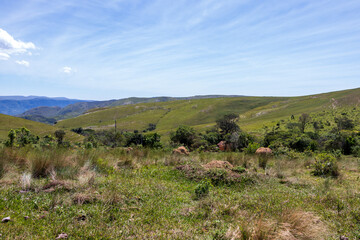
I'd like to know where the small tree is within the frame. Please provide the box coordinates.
[170,125,196,148]
[143,133,162,148]
[55,130,66,145]
[299,113,311,133]
[216,113,240,135]
[5,129,16,147]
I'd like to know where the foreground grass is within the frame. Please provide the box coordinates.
[0,147,360,239]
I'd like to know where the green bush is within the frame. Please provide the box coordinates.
[312,153,339,177]
[352,145,360,157]
[258,156,269,170]
[143,133,162,148]
[85,142,93,149]
[245,142,260,154]
[194,178,212,199]
[232,166,246,173]
[206,168,228,185]
[170,125,196,148]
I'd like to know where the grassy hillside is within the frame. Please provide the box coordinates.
[56,88,360,136]
[19,95,244,124]
[0,114,82,142]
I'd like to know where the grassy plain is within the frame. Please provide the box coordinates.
[0,147,359,239]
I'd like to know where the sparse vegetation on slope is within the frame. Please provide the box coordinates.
[56,88,360,136]
[0,114,82,142]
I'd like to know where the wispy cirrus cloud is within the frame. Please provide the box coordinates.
[15,60,29,67]
[0,52,10,60]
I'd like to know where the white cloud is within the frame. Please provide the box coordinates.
[0,28,35,60]
[15,60,30,67]
[62,66,73,74]
[0,52,10,60]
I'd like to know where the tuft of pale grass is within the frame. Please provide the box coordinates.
[20,172,32,190]
[226,210,327,240]
[78,170,96,187]
[78,161,96,187]
[72,192,97,205]
[274,210,328,240]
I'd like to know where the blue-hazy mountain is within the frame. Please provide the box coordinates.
[0,96,87,116]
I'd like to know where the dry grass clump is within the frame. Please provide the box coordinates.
[72,192,98,205]
[78,166,96,187]
[20,172,32,190]
[274,210,328,239]
[29,153,52,178]
[42,179,73,192]
[203,160,234,170]
[25,149,83,179]
[225,210,328,240]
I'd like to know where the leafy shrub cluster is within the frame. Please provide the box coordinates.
[311,153,339,177]
[170,114,255,152]
[263,109,360,156]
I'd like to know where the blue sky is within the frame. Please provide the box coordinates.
[0,0,359,100]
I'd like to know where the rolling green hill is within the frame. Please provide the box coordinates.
[19,95,243,124]
[56,88,360,137]
[0,114,83,142]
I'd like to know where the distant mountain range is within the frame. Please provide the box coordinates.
[16,95,243,124]
[0,96,88,116]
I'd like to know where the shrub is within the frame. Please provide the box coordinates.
[335,116,354,130]
[343,136,356,155]
[5,128,39,147]
[55,130,66,145]
[194,178,212,199]
[206,168,228,185]
[4,129,16,147]
[203,131,221,145]
[232,166,246,173]
[289,135,312,152]
[143,133,162,148]
[352,145,360,157]
[85,142,93,149]
[40,135,56,147]
[258,155,269,170]
[238,132,253,150]
[216,113,240,135]
[245,142,260,154]
[170,125,196,148]
[312,153,339,177]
